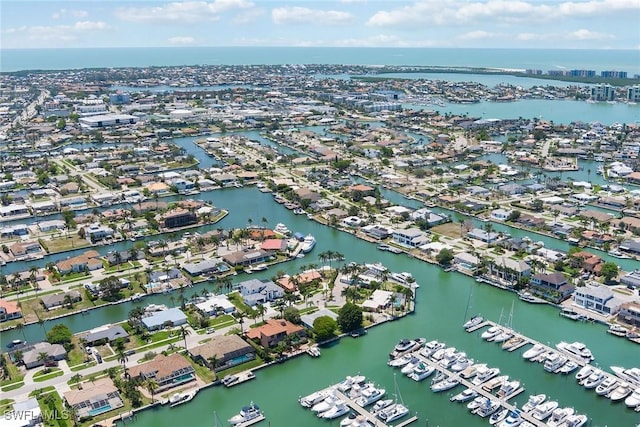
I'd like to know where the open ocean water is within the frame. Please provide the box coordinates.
[2,47,640,74]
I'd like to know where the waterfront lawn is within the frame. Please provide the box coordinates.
[187,356,215,383]
[430,222,464,239]
[215,357,263,379]
[1,356,25,386]
[37,391,69,427]
[227,291,252,313]
[44,235,91,253]
[78,400,137,427]
[33,368,63,382]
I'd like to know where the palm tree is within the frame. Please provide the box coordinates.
[37,352,49,367]
[145,379,158,403]
[15,322,27,342]
[179,325,190,350]
[207,355,218,371]
[70,373,83,385]
[255,303,266,322]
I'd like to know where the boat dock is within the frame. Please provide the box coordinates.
[332,389,418,427]
[224,370,256,388]
[412,354,544,426]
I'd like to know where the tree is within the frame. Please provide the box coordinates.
[255,303,266,323]
[313,316,338,342]
[337,302,363,333]
[179,325,191,350]
[600,262,619,283]
[145,379,158,402]
[46,323,72,345]
[283,307,301,324]
[435,248,454,266]
[37,352,49,367]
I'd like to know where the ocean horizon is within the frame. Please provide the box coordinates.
[2,46,640,75]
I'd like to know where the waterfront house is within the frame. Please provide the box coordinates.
[617,302,640,327]
[83,325,129,347]
[277,270,322,292]
[40,290,82,310]
[162,209,197,228]
[362,289,394,312]
[245,319,305,348]
[571,251,603,274]
[141,307,188,331]
[392,228,429,248]
[56,250,102,274]
[620,270,640,289]
[37,219,66,232]
[260,238,287,252]
[467,228,499,244]
[128,353,195,392]
[188,335,254,371]
[0,204,29,218]
[0,224,29,238]
[490,209,512,221]
[85,223,114,242]
[182,259,227,277]
[489,257,531,283]
[194,294,236,316]
[222,248,273,267]
[21,342,67,369]
[454,252,480,272]
[237,278,283,306]
[573,283,623,316]
[63,378,124,419]
[0,298,22,322]
[9,241,42,258]
[529,272,574,302]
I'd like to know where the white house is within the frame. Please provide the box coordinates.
[393,228,429,248]
[573,283,623,316]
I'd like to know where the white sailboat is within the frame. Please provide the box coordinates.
[377,373,409,423]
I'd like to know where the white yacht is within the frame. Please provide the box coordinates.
[609,383,633,401]
[474,399,500,418]
[431,346,456,362]
[560,414,588,427]
[273,223,291,236]
[337,375,366,392]
[408,363,436,382]
[481,326,503,341]
[472,367,500,386]
[354,387,386,407]
[451,356,474,372]
[460,363,488,379]
[228,402,263,426]
[371,398,393,415]
[311,393,339,414]
[497,409,523,426]
[531,400,559,421]
[624,387,640,407]
[610,366,640,387]
[450,388,478,403]
[467,396,486,411]
[377,403,409,423]
[420,340,446,358]
[320,401,350,419]
[463,315,484,330]
[400,357,422,375]
[300,234,316,253]
[489,408,509,426]
[431,377,460,392]
[544,353,568,373]
[388,353,413,368]
[581,370,607,389]
[492,329,514,343]
[521,394,546,413]
[497,380,521,398]
[546,407,574,427]
[440,351,465,369]
[502,335,525,351]
[595,377,619,396]
[555,341,594,362]
[522,343,546,360]
[575,365,594,382]
[389,338,422,358]
[558,360,579,375]
[300,389,333,407]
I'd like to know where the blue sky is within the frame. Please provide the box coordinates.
[2,0,639,49]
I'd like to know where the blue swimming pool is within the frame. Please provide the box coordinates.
[88,404,112,416]
[230,353,254,365]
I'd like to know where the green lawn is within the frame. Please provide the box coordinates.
[70,361,96,372]
[45,236,91,253]
[33,368,64,382]
[216,357,264,378]
[0,357,25,386]
[29,386,55,397]
[187,357,215,383]
[1,381,24,392]
[37,390,69,427]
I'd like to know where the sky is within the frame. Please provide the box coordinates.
[1,0,639,50]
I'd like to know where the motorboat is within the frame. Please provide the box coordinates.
[348,382,374,399]
[522,343,546,361]
[371,398,393,415]
[492,329,515,343]
[430,377,460,392]
[348,415,373,427]
[496,409,521,426]
[354,387,385,407]
[440,351,466,369]
[497,380,521,398]
[377,403,409,423]
[461,363,488,379]
[558,360,579,375]
[609,382,633,401]
[451,356,474,372]
[400,356,422,375]
[521,394,546,413]
[339,412,357,427]
[472,367,500,386]
[420,340,446,358]
[300,389,333,407]
[502,335,525,351]
[483,375,509,392]
[306,345,321,358]
[575,365,594,382]
[337,375,366,392]
[273,223,291,236]
[607,324,628,337]
[390,338,420,358]
[311,393,339,414]
[388,353,413,368]
[544,353,568,373]
[555,341,594,362]
[546,407,574,427]
[489,408,509,426]
[168,390,197,407]
[408,363,436,382]
[531,400,559,421]
[431,346,456,362]
[624,387,640,407]
[228,402,263,426]
[463,315,484,330]
[595,377,619,396]
[481,326,503,341]
[559,307,588,321]
[467,396,486,411]
[450,388,478,403]
[474,399,500,418]
[581,370,606,389]
[300,234,316,253]
[560,414,588,427]
[610,366,640,387]
[320,401,350,419]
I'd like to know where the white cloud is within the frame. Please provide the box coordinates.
[457,30,502,41]
[2,21,111,42]
[232,7,265,24]
[52,9,89,20]
[115,0,254,23]
[167,36,197,45]
[566,29,614,41]
[367,0,640,27]
[272,7,354,25]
